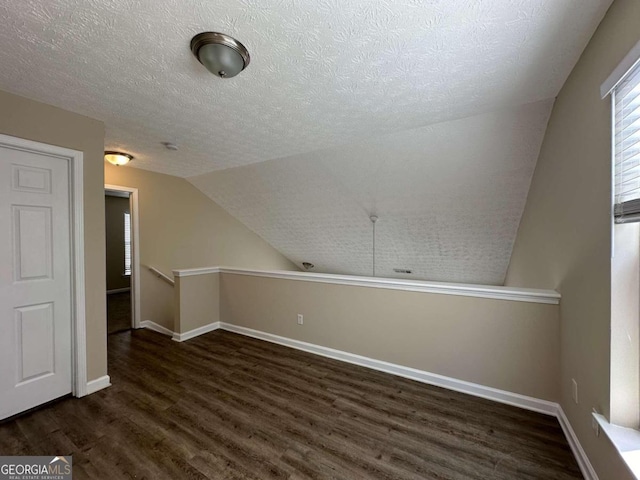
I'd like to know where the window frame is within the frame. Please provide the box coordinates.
[123,211,131,277]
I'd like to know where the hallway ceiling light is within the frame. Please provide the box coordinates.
[104,151,133,166]
[190,32,250,79]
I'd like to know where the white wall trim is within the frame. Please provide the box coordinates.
[107,287,130,295]
[136,318,592,473]
[219,323,597,474]
[219,322,558,415]
[105,184,141,329]
[86,375,111,395]
[140,318,559,415]
[140,320,175,337]
[601,38,640,98]
[558,407,599,480]
[0,134,88,399]
[172,322,221,342]
[593,412,640,479]
[71,146,87,398]
[173,266,220,277]
[172,266,560,304]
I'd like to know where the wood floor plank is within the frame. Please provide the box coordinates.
[0,329,582,479]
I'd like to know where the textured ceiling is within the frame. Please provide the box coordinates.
[0,0,610,177]
[190,101,552,284]
[0,0,612,284]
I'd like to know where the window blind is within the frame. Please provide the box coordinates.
[124,212,132,276]
[614,61,640,223]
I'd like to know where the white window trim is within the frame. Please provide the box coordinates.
[602,38,640,480]
[594,413,640,478]
[123,211,131,276]
[601,39,640,98]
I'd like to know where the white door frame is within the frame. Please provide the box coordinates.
[105,184,141,329]
[0,134,88,398]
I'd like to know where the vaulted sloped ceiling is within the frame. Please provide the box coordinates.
[0,0,613,284]
[190,101,553,284]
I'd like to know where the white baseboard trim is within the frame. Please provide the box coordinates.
[140,320,175,337]
[172,322,221,342]
[140,319,558,416]
[218,322,558,416]
[86,375,111,395]
[557,406,599,480]
[137,319,556,416]
[107,287,130,295]
[134,319,593,475]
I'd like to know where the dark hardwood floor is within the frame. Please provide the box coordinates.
[107,292,131,334]
[0,329,582,479]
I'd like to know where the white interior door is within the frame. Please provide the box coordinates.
[0,142,73,420]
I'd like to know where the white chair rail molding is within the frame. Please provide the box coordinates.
[140,266,618,479]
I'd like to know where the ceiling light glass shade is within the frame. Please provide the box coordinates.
[104,151,133,166]
[191,32,250,79]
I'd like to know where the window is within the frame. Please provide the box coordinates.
[614,60,640,223]
[602,41,640,480]
[124,212,131,276]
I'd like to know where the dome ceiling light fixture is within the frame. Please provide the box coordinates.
[190,32,250,79]
[104,151,133,166]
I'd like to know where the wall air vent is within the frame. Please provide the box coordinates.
[393,268,412,274]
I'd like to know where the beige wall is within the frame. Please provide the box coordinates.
[175,273,220,334]
[0,90,107,382]
[219,273,560,401]
[104,164,298,329]
[505,0,640,477]
[105,195,131,291]
[140,268,175,331]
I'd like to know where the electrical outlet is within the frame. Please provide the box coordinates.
[572,379,578,404]
[297,314,303,325]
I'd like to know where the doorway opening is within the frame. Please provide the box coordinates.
[105,185,140,334]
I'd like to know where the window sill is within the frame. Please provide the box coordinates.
[593,413,640,479]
